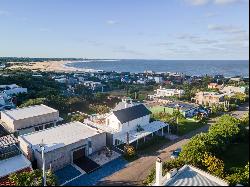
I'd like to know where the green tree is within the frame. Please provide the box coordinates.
[9,169,57,186]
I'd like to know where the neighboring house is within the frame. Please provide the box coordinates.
[156,87,184,97]
[54,78,67,84]
[153,157,228,186]
[0,134,32,181]
[0,84,27,96]
[83,81,103,92]
[193,92,225,106]
[0,104,63,135]
[208,83,222,90]
[153,76,163,83]
[164,102,203,118]
[18,121,106,172]
[0,93,15,111]
[111,97,138,111]
[149,87,184,99]
[220,86,246,94]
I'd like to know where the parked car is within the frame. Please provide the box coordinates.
[170,148,181,159]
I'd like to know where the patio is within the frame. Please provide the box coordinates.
[55,157,128,186]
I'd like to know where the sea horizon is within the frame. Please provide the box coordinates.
[65,59,249,77]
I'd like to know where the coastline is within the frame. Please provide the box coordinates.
[6,60,97,73]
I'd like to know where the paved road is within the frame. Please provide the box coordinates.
[229,102,249,119]
[98,104,249,186]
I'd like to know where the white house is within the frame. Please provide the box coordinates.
[220,86,246,94]
[148,87,185,100]
[0,104,63,135]
[106,104,151,132]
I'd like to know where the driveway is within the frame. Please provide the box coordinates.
[98,106,249,186]
[98,125,209,186]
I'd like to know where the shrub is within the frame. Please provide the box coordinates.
[202,152,225,178]
[226,162,249,186]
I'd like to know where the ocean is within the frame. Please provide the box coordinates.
[65,59,249,77]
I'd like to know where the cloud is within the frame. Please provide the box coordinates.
[186,0,210,5]
[214,0,248,5]
[185,0,248,5]
[0,10,10,16]
[106,20,118,25]
[205,12,219,18]
[176,34,218,44]
[152,42,175,46]
[208,24,246,34]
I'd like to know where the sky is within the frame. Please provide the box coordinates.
[0,0,249,60]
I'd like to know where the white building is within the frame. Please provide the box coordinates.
[0,134,32,180]
[153,158,228,186]
[220,86,246,94]
[54,78,67,84]
[0,104,63,135]
[154,76,163,83]
[148,87,185,99]
[18,121,106,172]
[85,99,169,147]
[0,84,27,96]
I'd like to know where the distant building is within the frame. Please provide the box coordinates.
[153,158,228,186]
[0,134,32,181]
[164,102,202,118]
[0,104,63,135]
[148,87,184,99]
[193,92,224,106]
[220,86,246,94]
[208,83,222,90]
[18,122,106,171]
[0,84,27,96]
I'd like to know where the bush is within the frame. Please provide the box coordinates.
[202,152,225,178]
[226,162,249,186]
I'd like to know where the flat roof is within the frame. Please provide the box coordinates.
[163,165,228,186]
[18,121,102,153]
[0,154,31,178]
[1,104,58,121]
[114,121,168,144]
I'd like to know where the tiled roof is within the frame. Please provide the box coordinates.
[113,104,152,124]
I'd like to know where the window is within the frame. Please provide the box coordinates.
[34,125,43,131]
[45,123,54,129]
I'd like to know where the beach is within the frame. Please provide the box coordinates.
[6,60,95,73]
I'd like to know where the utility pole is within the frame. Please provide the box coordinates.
[39,140,46,186]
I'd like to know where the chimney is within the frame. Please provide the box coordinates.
[155,157,163,186]
[166,168,177,180]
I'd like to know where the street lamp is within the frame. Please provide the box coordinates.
[39,139,46,186]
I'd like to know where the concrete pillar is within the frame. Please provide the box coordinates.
[161,128,164,136]
[155,157,163,186]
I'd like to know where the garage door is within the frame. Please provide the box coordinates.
[73,148,86,161]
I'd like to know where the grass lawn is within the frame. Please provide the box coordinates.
[136,135,170,155]
[219,142,249,170]
[150,106,173,115]
[177,119,206,136]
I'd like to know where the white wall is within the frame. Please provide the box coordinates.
[106,113,150,132]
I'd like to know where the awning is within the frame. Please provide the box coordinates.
[114,121,168,144]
